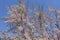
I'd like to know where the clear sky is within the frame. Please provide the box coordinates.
[0,0,60,32]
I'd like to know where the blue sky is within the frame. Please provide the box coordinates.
[0,0,60,32]
[0,0,18,32]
